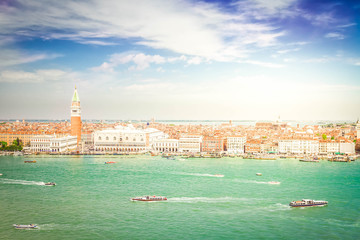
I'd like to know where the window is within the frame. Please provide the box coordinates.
[141,138,144,141]
[126,137,128,140]
[120,138,122,141]
[133,138,136,141]
[98,136,101,140]
[114,136,116,141]
[106,136,109,140]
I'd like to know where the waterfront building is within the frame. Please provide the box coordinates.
[152,139,178,152]
[340,142,355,154]
[278,139,319,154]
[178,135,203,153]
[202,136,225,153]
[226,136,246,154]
[356,119,360,139]
[245,139,261,153]
[71,86,82,145]
[94,125,166,153]
[30,135,77,153]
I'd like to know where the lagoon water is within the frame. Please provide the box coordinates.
[0,155,359,239]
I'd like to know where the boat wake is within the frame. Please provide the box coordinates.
[0,178,45,186]
[168,197,240,203]
[182,173,224,178]
[234,180,280,185]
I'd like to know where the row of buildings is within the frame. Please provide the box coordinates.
[1,87,359,155]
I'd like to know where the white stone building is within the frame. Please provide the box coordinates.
[178,135,203,153]
[94,125,167,153]
[30,135,77,153]
[152,139,178,152]
[226,136,246,154]
[278,139,319,154]
[340,142,355,154]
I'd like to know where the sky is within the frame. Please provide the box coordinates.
[0,0,359,121]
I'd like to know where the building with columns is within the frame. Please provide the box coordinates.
[71,86,82,146]
[93,125,167,153]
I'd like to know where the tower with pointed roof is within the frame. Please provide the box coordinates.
[71,86,82,145]
[356,118,360,139]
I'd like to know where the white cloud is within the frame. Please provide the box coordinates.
[93,53,166,72]
[0,69,77,83]
[0,49,62,67]
[0,0,286,62]
[240,60,285,68]
[325,32,345,40]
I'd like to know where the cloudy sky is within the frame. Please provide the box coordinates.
[0,0,359,121]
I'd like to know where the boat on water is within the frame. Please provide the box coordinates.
[45,182,56,186]
[256,173,262,176]
[268,181,280,184]
[13,224,38,229]
[0,173,3,176]
[299,158,319,162]
[131,196,167,202]
[289,199,328,207]
[105,161,116,164]
[214,174,224,177]
[24,160,36,163]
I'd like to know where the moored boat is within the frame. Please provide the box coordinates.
[45,182,56,186]
[24,160,36,163]
[289,199,328,207]
[13,224,38,229]
[299,157,319,162]
[131,196,167,202]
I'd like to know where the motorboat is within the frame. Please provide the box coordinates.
[0,173,3,176]
[289,199,328,207]
[45,182,56,186]
[214,174,224,177]
[256,173,262,176]
[105,161,116,164]
[131,196,167,202]
[24,160,36,163]
[268,181,281,184]
[13,224,38,229]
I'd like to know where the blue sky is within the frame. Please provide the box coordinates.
[0,0,359,121]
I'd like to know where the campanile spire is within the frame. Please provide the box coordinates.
[71,85,82,145]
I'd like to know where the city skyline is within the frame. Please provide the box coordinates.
[0,0,360,120]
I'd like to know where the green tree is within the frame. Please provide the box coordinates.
[331,136,335,140]
[0,141,7,149]
[322,134,327,140]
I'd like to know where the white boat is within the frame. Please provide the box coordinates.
[0,173,3,176]
[289,199,328,207]
[131,196,167,202]
[268,181,280,184]
[256,173,262,176]
[13,224,38,229]
[214,174,224,177]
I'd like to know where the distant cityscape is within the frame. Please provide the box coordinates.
[1,87,359,157]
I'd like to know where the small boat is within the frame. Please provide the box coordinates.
[105,161,116,164]
[289,199,328,207]
[268,181,280,184]
[299,157,319,162]
[13,224,38,229]
[131,196,167,202]
[214,174,224,177]
[24,160,36,163]
[256,173,262,176]
[0,173,3,176]
[44,182,56,186]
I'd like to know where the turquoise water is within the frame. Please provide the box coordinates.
[0,155,359,240]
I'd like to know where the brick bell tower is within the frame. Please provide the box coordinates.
[71,86,82,145]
